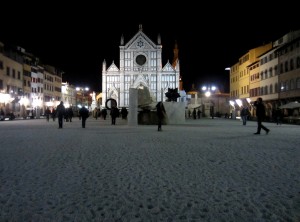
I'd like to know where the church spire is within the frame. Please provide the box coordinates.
[157,33,161,45]
[120,34,124,45]
[102,59,106,71]
[172,40,179,67]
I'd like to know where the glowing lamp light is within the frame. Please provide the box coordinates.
[0,93,11,103]
[19,96,29,106]
[205,91,211,97]
[229,100,235,107]
[235,99,242,107]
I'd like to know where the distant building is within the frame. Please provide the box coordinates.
[101,24,181,109]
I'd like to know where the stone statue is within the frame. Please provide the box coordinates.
[165,88,180,102]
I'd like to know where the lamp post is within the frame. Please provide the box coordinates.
[76,87,89,109]
[229,100,236,119]
[202,85,216,118]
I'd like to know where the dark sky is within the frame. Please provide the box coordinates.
[1,3,299,93]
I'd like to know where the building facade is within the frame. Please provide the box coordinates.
[101,24,180,109]
[0,43,23,117]
[0,42,64,118]
[229,30,300,122]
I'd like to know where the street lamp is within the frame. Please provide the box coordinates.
[202,85,217,118]
[76,87,89,109]
[229,100,236,119]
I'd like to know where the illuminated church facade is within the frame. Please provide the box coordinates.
[101,24,181,108]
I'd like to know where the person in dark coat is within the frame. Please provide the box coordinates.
[274,107,283,125]
[197,109,201,119]
[101,109,107,120]
[121,107,128,119]
[156,101,166,131]
[0,108,4,121]
[68,107,74,122]
[110,106,119,125]
[240,106,250,125]
[253,97,270,135]
[45,107,51,122]
[51,108,56,121]
[56,101,65,129]
[79,106,89,128]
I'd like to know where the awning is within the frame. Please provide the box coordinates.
[279,101,300,109]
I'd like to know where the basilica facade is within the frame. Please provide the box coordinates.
[101,24,180,109]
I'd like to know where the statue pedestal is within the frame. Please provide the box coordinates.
[138,102,186,125]
[163,102,185,124]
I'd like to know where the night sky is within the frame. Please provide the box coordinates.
[1,3,299,93]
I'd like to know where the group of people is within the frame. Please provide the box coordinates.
[156,98,272,135]
[55,101,89,129]
[92,106,127,125]
[54,102,126,128]
[187,109,201,119]
[53,98,272,135]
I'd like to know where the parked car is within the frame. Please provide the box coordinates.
[0,112,15,120]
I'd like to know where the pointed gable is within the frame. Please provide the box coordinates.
[107,61,119,72]
[124,27,157,50]
[132,74,148,88]
[162,61,175,72]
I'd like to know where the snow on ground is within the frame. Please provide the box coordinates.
[0,117,299,221]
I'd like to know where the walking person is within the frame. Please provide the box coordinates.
[45,107,51,122]
[275,107,283,125]
[67,107,74,122]
[79,106,89,128]
[51,108,56,121]
[110,106,119,125]
[56,101,65,129]
[0,108,4,121]
[253,97,270,135]
[197,109,201,119]
[121,107,128,120]
[156,101,166,131]
[192,108,197,119]
[240,106,250,125]
[93,107,99,120]
[101,108,107,120]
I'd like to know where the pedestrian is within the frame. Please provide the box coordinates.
[275,107,283,125]
[45,107,51,122]
[210,106,214,119]
[156,101,166,131]
[101,108,107,120]
[51,108,56,121]
[68,107,74,122]
[110,106,119,125]
[253,97,270,135]
[1,108,5,121]
[197,109,201,119]
[240,106,250,125]
[121,107,128,119]
[56,101,65,129]
[79,106,89,128]
[192,108,197,119]
[93,107,99,120]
